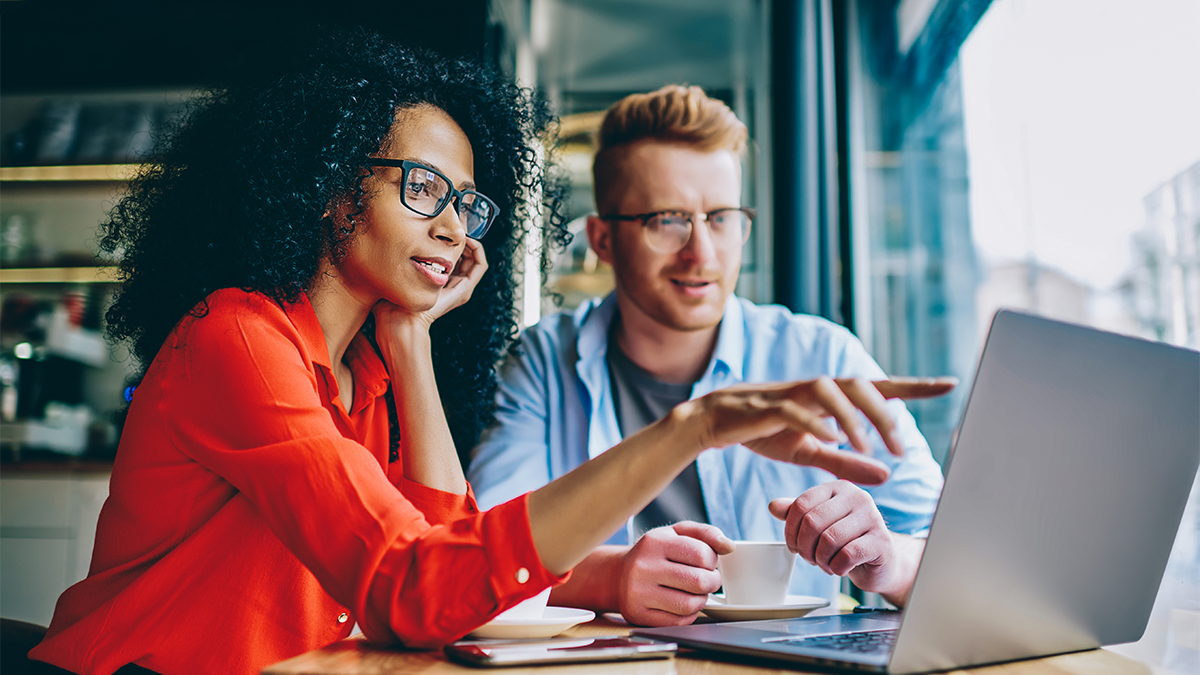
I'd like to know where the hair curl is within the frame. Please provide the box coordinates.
[101,27,569,463]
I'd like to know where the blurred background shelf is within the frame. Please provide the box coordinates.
[0,165,141,182]
[0,267,118,285]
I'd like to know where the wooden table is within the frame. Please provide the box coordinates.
[262,615,1153,675]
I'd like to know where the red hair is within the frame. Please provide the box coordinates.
[592,85,747,213]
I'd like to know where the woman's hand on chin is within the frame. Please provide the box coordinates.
[434,237,488,318]
[375,238,489,335]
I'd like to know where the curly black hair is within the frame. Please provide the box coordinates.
[101,27,569,463]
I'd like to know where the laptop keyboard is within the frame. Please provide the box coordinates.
[781,629,898,655]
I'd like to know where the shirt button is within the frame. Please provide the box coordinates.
[338,612,348,624]
[516,568,530,584]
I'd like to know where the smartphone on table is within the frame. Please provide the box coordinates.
[444,636,677,667]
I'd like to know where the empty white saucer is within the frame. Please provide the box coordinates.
[702,594,830,622]
[467,607,596,639]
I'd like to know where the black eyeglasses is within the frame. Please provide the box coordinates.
[366,158,499,239]
[602,208,755,254]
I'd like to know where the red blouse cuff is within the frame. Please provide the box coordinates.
[397,477,480,523]
[482,494,571,605]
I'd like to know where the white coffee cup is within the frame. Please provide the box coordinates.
[494,587,551,621]
[717,541,797,605]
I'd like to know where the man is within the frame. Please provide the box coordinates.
[469,85,945,626]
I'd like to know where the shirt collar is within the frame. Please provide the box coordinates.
[576,293,620,365]
[575,291,746,383]
[287,293,332,371]
[711,294,745,382]
[287,294,390,403]
[343,332,390,402]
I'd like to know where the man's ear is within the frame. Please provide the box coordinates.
[586,215,615,265]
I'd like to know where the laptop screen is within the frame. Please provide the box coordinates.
[634,311,1200,675]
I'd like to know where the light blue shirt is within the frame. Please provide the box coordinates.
[468,293,944,602]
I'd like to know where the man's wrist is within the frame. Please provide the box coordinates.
[552,545,628,612]
[877,533,924,607]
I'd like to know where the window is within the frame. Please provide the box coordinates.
[849,0,1199,668]
[847,0,991,467]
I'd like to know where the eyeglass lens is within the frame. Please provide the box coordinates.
[402,166,494,238]
[404,167,451,214]
[458,193,494,236]
[645,210,751,253]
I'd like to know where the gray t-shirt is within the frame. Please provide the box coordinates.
[607,334,709,536]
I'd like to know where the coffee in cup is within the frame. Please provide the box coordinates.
[717,541,797,605]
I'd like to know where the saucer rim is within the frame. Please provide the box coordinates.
[466,607,595,640]
[477,606,595,628]
[705,593,831,611]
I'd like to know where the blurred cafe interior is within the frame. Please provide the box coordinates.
[0,0,1196,672]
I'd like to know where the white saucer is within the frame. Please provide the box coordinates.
[702,594,830,622]
[468,607,596,639]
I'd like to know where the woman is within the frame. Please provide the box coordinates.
[31,28,950,675]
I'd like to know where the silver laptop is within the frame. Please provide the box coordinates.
[634,309,1200,673]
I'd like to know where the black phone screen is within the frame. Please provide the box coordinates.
[444,636,677,667]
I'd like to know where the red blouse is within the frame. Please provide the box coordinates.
[30,289,565,675]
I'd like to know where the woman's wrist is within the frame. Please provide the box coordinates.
[376,322,433,366]
[658,399,710,461]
